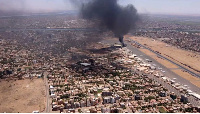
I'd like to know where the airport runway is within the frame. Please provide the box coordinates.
[102,38,200,102]
[131,39,200,78]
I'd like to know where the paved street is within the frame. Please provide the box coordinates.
[44,71,50,113]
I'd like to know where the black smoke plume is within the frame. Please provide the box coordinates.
[80,0,139,47]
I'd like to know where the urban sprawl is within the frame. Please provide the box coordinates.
[0,14,200,113]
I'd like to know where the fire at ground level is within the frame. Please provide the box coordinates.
[43,37,200,113]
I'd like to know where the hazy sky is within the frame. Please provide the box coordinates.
[119,0,200,15]
[0,0,199,15]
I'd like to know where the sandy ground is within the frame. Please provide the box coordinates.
[128,36,200,87]
[0,78,46,113]
[129,36,200,73]
[139,49,178,69]
[172,69,200,87]
[139,48,156,57]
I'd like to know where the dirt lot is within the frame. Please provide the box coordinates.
[0,78,45,113]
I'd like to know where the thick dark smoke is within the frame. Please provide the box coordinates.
[80,0,139,47]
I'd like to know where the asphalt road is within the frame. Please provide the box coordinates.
[44,71,50,113]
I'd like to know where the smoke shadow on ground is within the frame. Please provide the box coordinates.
[88,46,122,54]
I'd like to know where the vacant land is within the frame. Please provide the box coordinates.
[0,79,45,113]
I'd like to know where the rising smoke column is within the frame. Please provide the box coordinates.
[80,0,139,47]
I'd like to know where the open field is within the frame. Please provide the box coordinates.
[0,79,45,113]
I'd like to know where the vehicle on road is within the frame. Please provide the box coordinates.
[32,110,39,113]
